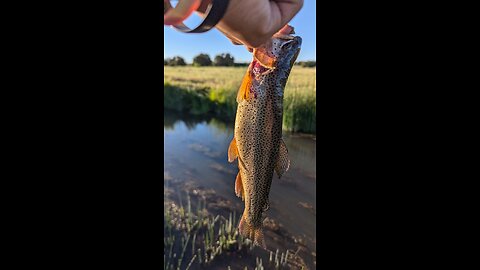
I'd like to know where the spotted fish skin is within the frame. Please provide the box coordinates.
[228,27,301,249]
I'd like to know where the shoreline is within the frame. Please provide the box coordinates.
[164,66,316,134]
[164,108,317,137]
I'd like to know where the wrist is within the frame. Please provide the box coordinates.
[168,0,230,34]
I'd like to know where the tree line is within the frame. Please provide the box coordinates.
[164,53,315,67]
[164,53,235,67]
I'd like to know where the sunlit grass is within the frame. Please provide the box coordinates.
[164,66,316,134]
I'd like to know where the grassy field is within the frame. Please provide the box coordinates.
[164,66,316,134]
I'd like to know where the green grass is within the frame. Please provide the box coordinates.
[164,66,316,134]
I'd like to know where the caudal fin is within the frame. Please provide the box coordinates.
[238,212,267,249]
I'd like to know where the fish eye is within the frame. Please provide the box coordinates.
[280,41,294,50]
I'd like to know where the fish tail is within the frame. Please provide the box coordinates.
[238,212,267,249]
[253,228,267,249]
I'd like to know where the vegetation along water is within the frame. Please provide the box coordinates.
[164,65,316,134]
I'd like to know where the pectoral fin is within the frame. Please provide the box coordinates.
[236,67,253,102]
[275,139,290,178]
[253,48,277,68]
[228,137,238,162]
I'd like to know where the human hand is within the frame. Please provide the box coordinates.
[196,0,303,49]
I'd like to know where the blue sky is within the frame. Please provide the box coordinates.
[164,0,316,63]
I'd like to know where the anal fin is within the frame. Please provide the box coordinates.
[235,172,244,200]
[275,139,290,178]
[228,138,238,163]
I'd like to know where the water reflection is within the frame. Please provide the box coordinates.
[164,110,233,135]
[164,110,214,130]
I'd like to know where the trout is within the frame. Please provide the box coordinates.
[228,25,302,248]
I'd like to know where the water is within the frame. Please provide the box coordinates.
[164,110,316,267]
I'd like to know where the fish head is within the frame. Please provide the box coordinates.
[252,25,302,72]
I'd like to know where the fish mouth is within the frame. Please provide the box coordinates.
[272,25,301,45]
[252,27,302,70]
[272,25,302,49]
[279,36,302,53]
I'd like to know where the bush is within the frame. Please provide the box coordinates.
[164,83,211,115]
[193,53,212,66]
[166,56,186,66]
[213,53,235,66]
[296,61,316,67]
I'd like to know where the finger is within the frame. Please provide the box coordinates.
[270,0,304,34]
[222,31,252,52]
[278,25,295,35]
[217,28,245,45]
[229,38,243,45]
